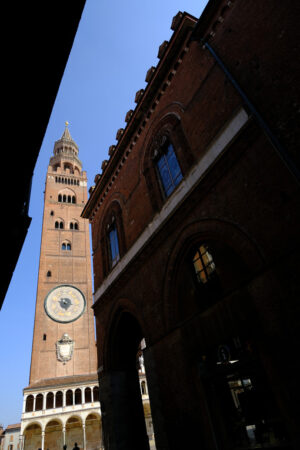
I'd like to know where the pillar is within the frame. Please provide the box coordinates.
[99,370,150,450]
[41,431,45,450]
[43,393,46,410]
[82,388,85,405]
[82,424,86,450]
[33,395,36,412]
[63,426,66,446]
[22,396,26,414]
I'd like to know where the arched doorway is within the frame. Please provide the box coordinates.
[44,420,63,450]
[23,423,42,450]
[66,416,83,450]
[85,413,101,450]
[102,311,150,450]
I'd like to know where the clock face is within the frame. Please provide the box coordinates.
[44,285,86,323]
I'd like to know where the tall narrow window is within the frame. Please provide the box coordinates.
[108,223,120,268]
[156,143,182,197]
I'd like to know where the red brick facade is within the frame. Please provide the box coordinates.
[83,1,300,449]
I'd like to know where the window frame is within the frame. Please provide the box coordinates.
[154,140,183,198]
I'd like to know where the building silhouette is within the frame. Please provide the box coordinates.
[83,1,300,449]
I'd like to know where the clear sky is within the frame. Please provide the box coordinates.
[0,0,208,427]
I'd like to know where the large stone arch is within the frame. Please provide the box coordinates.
[85,413,102,450]
[100,306,150,450]
[44,419,63,450]
[23,422,42,450]
[65,415,83,450]
[162,217,266,330]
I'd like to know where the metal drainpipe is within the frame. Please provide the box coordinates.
[195,38,300,183]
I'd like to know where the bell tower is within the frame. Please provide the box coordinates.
[29,122,97,383]
[20,124,102,450]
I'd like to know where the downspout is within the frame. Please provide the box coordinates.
[192,36,300,183]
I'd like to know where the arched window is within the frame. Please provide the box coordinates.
[55,391,63,408]
[46,392,54,409]
[62,241,71,251]
[59,221,64,229]
[55,221,59,229]
[58,194,62,202]
[155,141,182,198]
[85,387,91,403]
[108,221,120,268]
[63,195,67,202]
[93,386,99,402]
[72,196,76,204]
[70,222,74,230]
[67,195,71,203]
[25,395,34,412]
[75,388,82,405]
[35,393,43,411]
[47,271,51,277]
[66,390,73,406]
[74,222,79,230]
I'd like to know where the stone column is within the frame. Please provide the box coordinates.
[62,426,66,446]
[82,424,86,450]
[72,389,75,405]
[22,396,27,413]
[43,393,46,410]
[82,387,85,405]
[63,390,66,407]
[33,394,36,412]
[53,392,56,409]
[41,431,45,450]
[19,435,23,450]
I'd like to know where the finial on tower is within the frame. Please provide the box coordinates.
[65,121,69,127]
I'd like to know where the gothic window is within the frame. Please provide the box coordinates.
[58,194,62,202]
[108,222,120,268]
[72,195,76,204]
[155,141,183,197]
[46,271,51,277]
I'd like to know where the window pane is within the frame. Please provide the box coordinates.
[156,143,182,197]
[109,226,120,267]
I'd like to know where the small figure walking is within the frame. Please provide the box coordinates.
[73,443,79,450]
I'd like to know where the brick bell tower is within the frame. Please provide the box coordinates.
[20,124,101,450]
[29,122,97,382]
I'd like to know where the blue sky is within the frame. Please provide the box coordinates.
[0,0,207,427]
